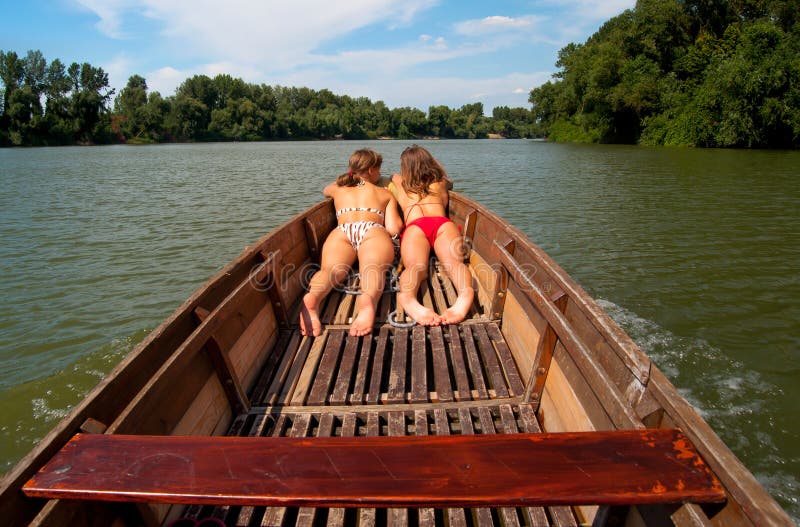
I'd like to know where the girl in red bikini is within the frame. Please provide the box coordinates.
[391,145,474,325]
[300,148,403,337]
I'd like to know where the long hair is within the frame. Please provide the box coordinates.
[399,145,451,196]
[336,148,383,187]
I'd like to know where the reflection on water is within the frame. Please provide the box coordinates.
[1,141,798,518]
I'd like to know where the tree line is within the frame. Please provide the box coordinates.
[529,0,800,148]
[0,51,534,147]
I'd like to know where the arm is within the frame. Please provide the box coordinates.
[383,194,404,236]
[322,182,338,198]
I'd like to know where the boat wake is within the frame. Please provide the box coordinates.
[596,298,799,520]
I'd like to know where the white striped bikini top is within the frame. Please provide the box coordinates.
[335,207,384,218]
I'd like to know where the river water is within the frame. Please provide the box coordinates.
[1,141,798,519]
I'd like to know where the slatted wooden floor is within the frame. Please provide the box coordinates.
[173,263,580,526]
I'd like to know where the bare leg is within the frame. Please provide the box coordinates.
[350,229,394,336]
[397,228,441,326]
[300,230,355,337]
[434,223,474,324]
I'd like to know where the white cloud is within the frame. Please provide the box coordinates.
[73,0,440,65]
[537,0,635,23]
[72,0,138,38]
[146,66,185,96]
[454,15,542,36]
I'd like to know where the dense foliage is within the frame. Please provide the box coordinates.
[0,51,534,146]
[530,0,800,147]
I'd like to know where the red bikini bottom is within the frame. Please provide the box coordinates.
[403,216,453,247]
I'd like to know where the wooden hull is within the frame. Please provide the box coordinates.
[0,194,792,526]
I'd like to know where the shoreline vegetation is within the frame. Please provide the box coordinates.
[2,0,798,149]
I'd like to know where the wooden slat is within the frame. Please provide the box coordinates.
[447,326,472,401]
[281,334,316,405]
[350,332,373,404]
[330,334,360,405]
[411,326,428,403]
[472,324,509,397]
[367,327,390,404]
[462,325,489,399]
[264,331,304,405]
[249,330,292,404]
[306,330,346,405]
[486,323,525,396]
[24,429,726,508]
[430,326,454,403]
[387,328,409,404]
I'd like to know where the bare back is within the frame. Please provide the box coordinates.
[390,174,449,223]
[325,181,403,235]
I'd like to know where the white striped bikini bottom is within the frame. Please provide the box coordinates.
[338,221,385,251]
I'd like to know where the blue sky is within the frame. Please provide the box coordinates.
[1,0,635,112]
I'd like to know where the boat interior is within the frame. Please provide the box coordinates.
[7,195,791,527]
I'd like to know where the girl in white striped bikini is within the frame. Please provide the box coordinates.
[300,148,403,338]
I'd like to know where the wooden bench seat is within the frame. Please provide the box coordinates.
[23,428,725,509]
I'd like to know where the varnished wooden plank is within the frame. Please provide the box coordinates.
[330,334,360,405]
[462,326,489,400]
[306,330,346,405]
[411,326,428,403]
[447,326,473,401]
[367,327,390,404]
[429,326,454,403]
[297,413,337,527]
[518,404,576,526]
[388,411,409,526]
[486,323,525,396]
[472,324,509,398]
[474,407,497,526]
[414,410,436,527]
[263,413,312,526]
[497,405,523,527]
[360,412,380,527]
[387,328,409,404]
[435,409,469,527]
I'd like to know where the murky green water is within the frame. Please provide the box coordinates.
[1,141,798,519]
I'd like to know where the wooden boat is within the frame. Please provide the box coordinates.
[1,193,793,526]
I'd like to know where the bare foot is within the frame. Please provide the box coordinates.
[398,292,441,326]
[350,296,376,336]
[299,293,322,337]
[441,291,473,325]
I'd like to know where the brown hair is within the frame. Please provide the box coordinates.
[336,148,383,187]
[399,145,451,196]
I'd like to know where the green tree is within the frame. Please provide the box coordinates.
[114,75,149,141]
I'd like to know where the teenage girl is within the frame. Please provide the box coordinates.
[391,145,474,325]
[300,148,403,337]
